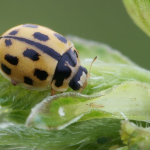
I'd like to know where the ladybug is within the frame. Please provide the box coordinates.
[0,24,95,95]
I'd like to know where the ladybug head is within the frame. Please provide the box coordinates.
[69,66,88,91]
[69,56,97,92]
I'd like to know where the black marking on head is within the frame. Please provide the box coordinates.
[5,54,19,65]
[54,66,71,87]
[9,30,18,35]
[2,36,61,61]
[24,76,33,85]
[33,32,49,41]
[66,49,77,67]
[23,48,40,61]
[34,69,48,80]
[74,50,78,58]
[52,48,78,87]
[54,33,67,43]
[23,24,38,28]
[1,63,11,75]
[69,66,88,91]
[5,39,12,46]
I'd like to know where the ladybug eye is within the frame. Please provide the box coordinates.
[74,50,78,58]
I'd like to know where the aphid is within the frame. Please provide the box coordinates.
[0,24,96,95]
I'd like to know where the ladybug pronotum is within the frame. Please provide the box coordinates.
[0,24,90,95]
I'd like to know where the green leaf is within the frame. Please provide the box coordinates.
[0,119,124,150]
[123,0,150,37]
[26,81,150,129]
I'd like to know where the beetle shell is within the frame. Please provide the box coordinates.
[0,24,87,93]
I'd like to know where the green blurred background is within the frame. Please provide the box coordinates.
[0,0,150,69]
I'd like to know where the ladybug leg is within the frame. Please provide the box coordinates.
[79,88,83,93]
[51,88,57,96]
[11,79,18,86]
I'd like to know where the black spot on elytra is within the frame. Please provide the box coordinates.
[23,24,38,28]
[5,54,18,65]
[24,76,33,85]
[9,30,18,35]
[23,48,40,61]
[53,48,78,87]
[34,69,48,80]
[1,63,11,75]
[4,54,18,65]
[33,32,49,41]
[5,39,12,46]
[54,33,67,43]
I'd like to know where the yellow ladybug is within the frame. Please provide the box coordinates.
[0,24,92,95]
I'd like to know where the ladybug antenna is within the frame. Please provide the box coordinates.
[87,56,97,78]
